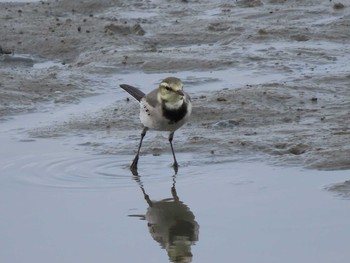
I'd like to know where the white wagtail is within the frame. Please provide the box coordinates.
[120,77,192,172]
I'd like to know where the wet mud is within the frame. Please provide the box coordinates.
[1,0,350,170]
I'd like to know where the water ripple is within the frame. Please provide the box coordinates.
[1,153,139,190]
[1,151,197,190]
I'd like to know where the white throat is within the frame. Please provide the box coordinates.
[157,93,184,110]
[164,99,184,110]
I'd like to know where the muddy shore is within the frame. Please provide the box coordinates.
[1,0,350,170]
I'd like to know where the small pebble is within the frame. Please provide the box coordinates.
[333,3,345,10]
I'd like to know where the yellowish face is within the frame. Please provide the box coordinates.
[158,77,184,103]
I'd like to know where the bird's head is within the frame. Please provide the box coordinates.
[158,77,184,104]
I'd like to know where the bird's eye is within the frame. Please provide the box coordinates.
[165,86,171,91]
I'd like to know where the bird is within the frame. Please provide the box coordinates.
[119,77,192,172]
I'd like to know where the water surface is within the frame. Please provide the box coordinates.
[1,127,350,263]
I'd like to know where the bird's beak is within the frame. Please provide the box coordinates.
[177,90,184,96]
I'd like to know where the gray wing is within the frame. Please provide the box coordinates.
[119,84,145,102]
[144,89,159,108]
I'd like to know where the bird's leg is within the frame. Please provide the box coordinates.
[130,127,148,171]
[168,132,178,173]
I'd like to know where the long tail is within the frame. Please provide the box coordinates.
[119,84,145,102]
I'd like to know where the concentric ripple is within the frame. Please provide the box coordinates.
[0,152,190,190]
[1,152,136,190]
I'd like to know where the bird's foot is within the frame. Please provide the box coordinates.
[172,161,179,174]
[130,156,139,173]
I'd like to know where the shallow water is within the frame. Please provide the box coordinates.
[1,0,350,260]
[1,108,350,263]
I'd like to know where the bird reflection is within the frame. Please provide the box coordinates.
[130,172,199,263]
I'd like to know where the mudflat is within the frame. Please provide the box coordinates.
[1,0,350,170]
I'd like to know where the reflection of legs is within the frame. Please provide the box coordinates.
[168,132,178,172]
[131,170,153,206]
[171,173,179,201]
[130,127,148,171]
[171,186,179,202]
[141,187,153,207]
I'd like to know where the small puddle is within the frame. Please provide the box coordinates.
[1,53,64,69]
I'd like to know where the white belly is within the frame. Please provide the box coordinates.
[139,100,191,132]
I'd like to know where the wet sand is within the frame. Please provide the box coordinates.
[1,0,350,170]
